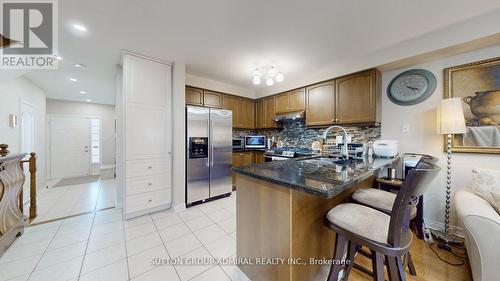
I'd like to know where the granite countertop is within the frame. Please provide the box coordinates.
[233,156,399,199]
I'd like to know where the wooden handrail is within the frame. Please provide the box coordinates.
[19,152,37,221]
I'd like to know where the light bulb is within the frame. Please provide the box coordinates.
[253,76,261,85]
[266,77,274,86]
[276,72,284,82]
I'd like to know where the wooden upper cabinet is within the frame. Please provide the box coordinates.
[275,89,306,114]
[255,99,267,128]
[265,97,280,128]
[288,89,306,112]
[306,81,335,126]
[274,93,290,114]
[240,99,255,129]
[222,95,240,128]
[186,87,203,106]
[335,70,378,124]
[203,91,222,108]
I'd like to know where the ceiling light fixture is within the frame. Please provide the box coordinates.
[69,78,78,82]
[73,24,87,32]
[56,56,63,60]
[80,91,87,94]
[85,99,92,102]
[252,65,284,86]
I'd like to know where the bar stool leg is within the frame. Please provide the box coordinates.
[387,256,407,281]
[327,233,347,281]
[371,250,385,281]
[406,252,417,276]
[343,241,358,280]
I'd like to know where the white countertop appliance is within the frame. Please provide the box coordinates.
[373,140,399,158]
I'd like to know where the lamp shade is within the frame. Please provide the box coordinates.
[437,98,466,134]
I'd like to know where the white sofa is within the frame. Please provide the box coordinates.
[455,190,500,281]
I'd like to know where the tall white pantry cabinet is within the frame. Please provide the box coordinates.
[117,52,173,219]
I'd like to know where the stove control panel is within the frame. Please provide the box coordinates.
[281,151,295,158]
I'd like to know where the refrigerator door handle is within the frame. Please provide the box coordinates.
[206,118,210,167]
[210,119,214,167]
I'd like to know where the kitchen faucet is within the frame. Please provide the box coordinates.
[321,125,349,159]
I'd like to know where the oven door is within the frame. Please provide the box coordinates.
[245,136,266,148]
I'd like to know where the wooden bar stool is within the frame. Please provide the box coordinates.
[324,157,440,281]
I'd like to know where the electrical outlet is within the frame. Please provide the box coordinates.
[401,123,410,133]
[335,135,343,145]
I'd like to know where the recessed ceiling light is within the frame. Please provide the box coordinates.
[80,91,87,94]
[69,78,78,82]
[85,99,92,102]
[74,63,87,70]
[73,24,87,32]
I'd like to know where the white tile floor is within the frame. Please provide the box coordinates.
[1,193,249,281]
[27,179,116,224]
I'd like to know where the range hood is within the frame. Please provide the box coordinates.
[273,111,305,122]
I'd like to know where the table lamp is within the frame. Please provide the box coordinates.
[436,97,466,248]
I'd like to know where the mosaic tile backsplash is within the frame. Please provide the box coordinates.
[233,119,381,149]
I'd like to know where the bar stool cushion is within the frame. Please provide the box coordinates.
[352,188,417,219]
[326,203,390,244]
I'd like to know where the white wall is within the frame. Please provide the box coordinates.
[381,44,500,233]
[46,99,116,169]
[0,76,47,188]
[186,73,255,99]
[173,63,186,209]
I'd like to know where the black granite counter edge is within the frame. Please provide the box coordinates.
[233,158,398,199]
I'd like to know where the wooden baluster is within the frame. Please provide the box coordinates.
[19,162,24,215]
[29,152,37,220]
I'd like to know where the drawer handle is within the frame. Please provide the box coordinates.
[148,182,152,186]
[148,199,152,202]
[148,166,152,169]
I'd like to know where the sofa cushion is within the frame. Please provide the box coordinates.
[471,168,500,214]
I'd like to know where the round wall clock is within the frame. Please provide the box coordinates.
[387,69,437,106]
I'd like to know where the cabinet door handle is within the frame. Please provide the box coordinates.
[148,166,152,169]
[148,182,152,186]
[148,199,152,202]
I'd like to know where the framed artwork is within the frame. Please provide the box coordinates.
[443,56,500,154]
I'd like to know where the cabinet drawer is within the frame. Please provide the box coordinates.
[126,174,170,196]
[126,189,171,214]
[126,158,170,178]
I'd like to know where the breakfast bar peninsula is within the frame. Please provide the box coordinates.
[233,156,398,281]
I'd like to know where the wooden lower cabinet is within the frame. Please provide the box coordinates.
[254,151,265,163]
[232,151,255,189]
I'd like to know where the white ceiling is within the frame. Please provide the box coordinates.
[24,0,500,105]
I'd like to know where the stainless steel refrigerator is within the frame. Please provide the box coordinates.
[186,106,232,206]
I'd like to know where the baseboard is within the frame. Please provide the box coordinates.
[173,203,186,212]
[424,218,464,238]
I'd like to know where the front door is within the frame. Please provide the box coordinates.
[21,101,35,204]
[50,116,91,179]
